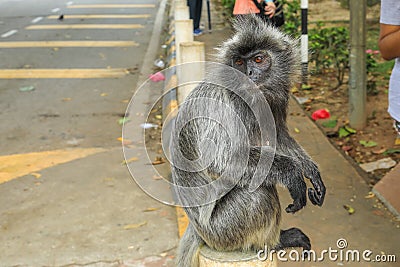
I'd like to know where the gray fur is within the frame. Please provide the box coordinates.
[171,15,326,267]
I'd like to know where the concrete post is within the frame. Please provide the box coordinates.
[349,0,367,129]
[174,0,187,6]
[177,41,205,104]
[175,6,190,20]
[199,245,277,267]
[175,20,193,65]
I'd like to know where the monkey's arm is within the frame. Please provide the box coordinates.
[277,134,326,207]
[240,146,307,213]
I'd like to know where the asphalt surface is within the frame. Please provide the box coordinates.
[0,0,177,266]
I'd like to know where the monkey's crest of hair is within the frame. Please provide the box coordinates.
[216,14,301,88]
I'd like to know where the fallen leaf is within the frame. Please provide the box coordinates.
[31,172,41,179]
[53,47,59,51]
[341,145,352,152]
[118,117,130,125]
[19,86,35,92]
[151,157,165,165]
[152,175,163,180]
[301,84,312,90]
[143,207,159,212]
[121,99,129,103]
[160,252,168,257]
[372,148,386,155]
[359,140,377,148]
[62,97,72,102]
[338,126,357,138]
[321,119,338,128]
[339,127,351,138]
[117,137,133,146]
[121,157,139,165]
[343,204,355,215]
[383,148,400,155]
[100,93,108,97]
[155,115,162,120]
[124,221,147,230]
[344,125,357,134]
[294,127,300,133]
[395,138,400,146]
[365,192,375,199]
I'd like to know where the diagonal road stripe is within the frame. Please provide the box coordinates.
[0,41,139,48]
[47,14,151,19]
[0,148,106,184]
[67,4,156,8]
[0,69,129,79]
[26,24,144,30]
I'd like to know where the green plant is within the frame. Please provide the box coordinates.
[309,24,350,88]
[281,0,301,36]
[221,0,235,15]
[366,50,380,95]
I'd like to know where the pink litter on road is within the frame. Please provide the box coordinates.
[149,72,165,82]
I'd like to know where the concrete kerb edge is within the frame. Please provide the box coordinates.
[372,188,400,220]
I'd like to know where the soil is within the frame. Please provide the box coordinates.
[294,0,399,186]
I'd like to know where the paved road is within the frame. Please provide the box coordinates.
[0,0,177,266]
[0,0,158,155]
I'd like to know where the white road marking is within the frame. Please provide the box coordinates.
[31,17,43,23]
[66,1,74,6]
[51,8,60,13]
[1,29,18,38]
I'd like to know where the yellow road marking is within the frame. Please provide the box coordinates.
[176,207,189,237]
[26,24,144,30]
[67,4,156,8]
[0,69,128,79]
[0,41,139,48]
[0,148,106,184]
[47,14,151,19]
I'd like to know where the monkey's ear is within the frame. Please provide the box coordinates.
[280,40,292,52]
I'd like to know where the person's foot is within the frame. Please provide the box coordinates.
[193,28,203,36]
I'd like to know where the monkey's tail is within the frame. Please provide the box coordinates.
[177,223,204,267]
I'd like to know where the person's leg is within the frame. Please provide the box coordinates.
[193,0,202,30]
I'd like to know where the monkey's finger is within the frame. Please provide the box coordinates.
[308,188,324,206]
[308,188,319,205]
[285,199,306,213]
[310,177,326,203]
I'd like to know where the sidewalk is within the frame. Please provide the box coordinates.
[190,4,399,267]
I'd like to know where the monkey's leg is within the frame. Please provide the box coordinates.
[177,223,204,267]
[275,228,311,251]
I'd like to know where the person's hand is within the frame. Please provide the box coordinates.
[264,1,276,18]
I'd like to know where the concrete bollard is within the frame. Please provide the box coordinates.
[177,41,205,104]
[175,20,193,65]
[199,245,278,267]
[175,6,190,20]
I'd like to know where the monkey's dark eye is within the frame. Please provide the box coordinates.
[254,56,264,63]
[235,59,244,66]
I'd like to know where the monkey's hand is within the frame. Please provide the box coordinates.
[285,177,307,213]
[303,161,326,207]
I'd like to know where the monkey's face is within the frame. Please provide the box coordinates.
[231,50,272,85]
